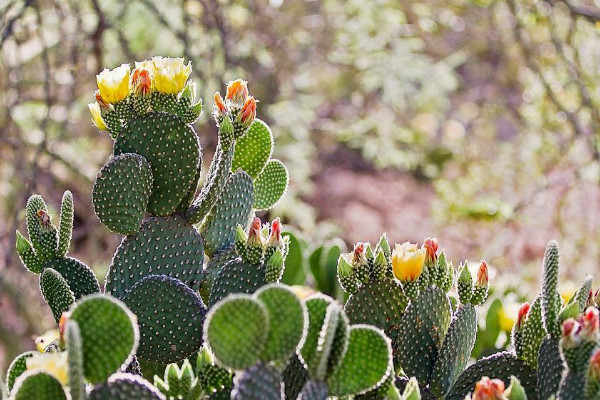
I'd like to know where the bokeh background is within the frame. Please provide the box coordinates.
[3,0,600,372]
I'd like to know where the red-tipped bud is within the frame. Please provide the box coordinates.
[131,68,152,96]
[516,302,531,330]
[213,92,227,117]
[581,307,600,341]
[476,261,489,287]
[238,96,257,127]
[226,79,248,104]
[562,318,582,348]
[94,90,110,111]
[247,217,264,247]
[472,376,505,400]
[423,237,438,265]
[268,218,282,247]
[352,242,367,265]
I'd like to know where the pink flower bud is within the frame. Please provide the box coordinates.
[423,237,438,264]
[476,261,489,288]
[268,218,282,247]
[580,307,599,341]
[517,302,531,330]
[247,217,264,247]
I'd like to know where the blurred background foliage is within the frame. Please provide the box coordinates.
[2,0,600,371]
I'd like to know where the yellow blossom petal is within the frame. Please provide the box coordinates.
[96,64,131,104]
[26,352,69,386]
[391,241,426,282]
[88,103,107,130]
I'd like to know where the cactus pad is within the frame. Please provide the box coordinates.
[44,257,100,299]
[253,159,289,211]
[344,278,408,345]
[231,119,274,178]
[69,295,138,384]
[204,294,268,370]
[201,171,254,256]
[11,371,67,400]
[537,337,563,400]
[16,231,43,273]
[208,260,266,307]
[92,153,153,235]
[283,355,309,400]
[231,362,283,400]
[88,373,166,400]
[6,351,35,392]
[326,325,393,397]
[122,275,206,364]
[430,304,477,398]
[299,295,335,376]
[40,268,75,323]
[105,215,204,299]
[114,112,200,216]
[559,372,585,400]
[25,194,58,261]
[445,351,538,400]
[396,286,451,384]
[255,285,306,364]
[541,240,560,338]
[519,297,546,368]
[57,190,74,257]
[65,321,85,400]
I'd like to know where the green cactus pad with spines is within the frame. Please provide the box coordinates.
[40,268,75,323]
[105,215,204,299]
[231,119,274,178]
[430,304,477,398]
[15,230,43,273]
[92,153,153,235]
[327,311,349,376]
[44,257,100,299]
[199,365,233,393]
[344,278,408,349]
[231,362,283,400]
[283,355,309,400]
[11,371,67,400]
[65,321,85,400]
[205,294,268,370]
[572,275,593,310]
[201,171,254,256]
[326,325,393,397]
[69,294,138,384]
[396,287,452,384]
[255,285,306,364]
[445,351,538,400]
[6,351,35,392]
[154,360,199,399]
[26,195,58,261]
[200,250,239,304]
[541,240,561,338]
[122,275,206,364]
[208,260,266,307]
[57,191,73,257]
[151,92,178,113]
[299,295,334,376]
[298,380,328,400]
[518,297,546,369]
[186,143,235,225]
[537,337,563,400]
[558,372,585,400]
[176,163,201,213]
[114,112,200,216]
[313,302,341,380]
[88,373,166,400]
[253,159,289,211]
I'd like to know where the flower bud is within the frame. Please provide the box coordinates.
[337,253,359,294]
[471,261,490,305]
[561,318,582,349]
[213,92,227,119]
[131,68,152,97]
[235,96,257,128]
[226,79,249,105]
[472,376,505,400]
[376,233,391,260]
[247,217,264,248]
[392,242,426,282]
[423,237,438,265]
[457,262,473,304]
[268,218,282,248]
[580,307,599,342]
[266,247,285,283]
[516,302,531,330]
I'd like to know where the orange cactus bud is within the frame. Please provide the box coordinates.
[476,261,489,287]
[423,237,438,264]
[247,217,264,247]
[473,377,505,400]
[352,242,367,265]
[132,68,152,96]
[226,79,248,104]
[268,218,282,247]
[516,302,530,329]
[238,96,257,127]
[213,92,227,116]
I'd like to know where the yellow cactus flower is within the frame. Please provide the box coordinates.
[391,241,426,282]
[96,64,131,104]
[151,56,192,94]
[35,329,60,353]
[26,352,68,385]
[88,102,107,130]
[135,59,154,72]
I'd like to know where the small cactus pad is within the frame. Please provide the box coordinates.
[231,119,274,178]
[40,268,75,323]
[122,275,206,364]
[201,171,254,256]
[344,278,408,344]
[396,287,451,384]
[204,294,268,370]
[69,294,138,384]
[65,321,85,400]
[299,295,335,376]
[558,372,585,400]
[541,240,560,338]
[537,337,563,400]
[299,380,329,400]
[255,285,306,364]
[311,303,343,380]
[430,305,477,397]
[105,215,204,299]
[200,250,239,304]
[519,297,546,368]
[231,362,283,400]
[15,230,43,273]
[253,159,289,211]
[445,351,538,400]
[6,351,35,392]
[57,190,74,257]
[11,371,67,400]
[25,194,58,261]
[208,260,266,307]
[114,112,200,216]
[283,355,309,400]
[92,153,153,235]
[326,325,393,397]
[44,257,100,299]
[88,373,166,400]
